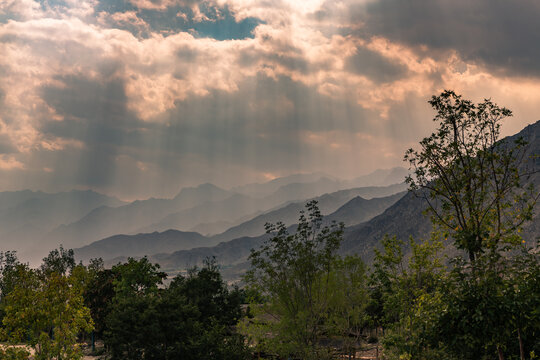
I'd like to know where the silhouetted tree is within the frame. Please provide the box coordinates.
[405,90,537,261]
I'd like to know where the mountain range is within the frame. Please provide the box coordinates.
[0,167,408,264]
[74,185,407,263]
[47,168,409,250]
[0,190,125,257]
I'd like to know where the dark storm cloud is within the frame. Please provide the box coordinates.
[360,0,540,77]
[345,46,408,83]
[38,71,371,188]
[39,76,138,187]
[42,76,130,125]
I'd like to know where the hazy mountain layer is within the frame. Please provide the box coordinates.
[231,167,408,198]
[0,190,125,254]
[74,185,407,263]
[46,183,232,248]
[130,180,407,238]
[74,230,216,263]
[212,187,406,242]
[141,191,408,270]
[231,172,330,197]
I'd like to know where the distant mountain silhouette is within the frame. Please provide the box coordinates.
[150,235,266,273]
[231,168,408,198]
[42,167,410,251]
[345,167,409,188]
[189,220,236,236]
[74,230,216,263]
[0,190,125,256]
[232,172,331,197]
[143,190,408,272]
[212,185,406,242]
[74,184,407,263]
[46,183,233,248]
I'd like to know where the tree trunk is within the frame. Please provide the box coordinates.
[497,345,505,360]
[518,328,525,360]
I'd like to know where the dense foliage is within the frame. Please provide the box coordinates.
[0,253,248,359]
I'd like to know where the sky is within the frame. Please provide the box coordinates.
[1,0,540,200]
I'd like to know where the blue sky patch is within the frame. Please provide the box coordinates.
[96,0,261,40]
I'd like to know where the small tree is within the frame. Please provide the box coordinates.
[164,258,249,360]
[243,200,344,359]
[404,90,537,261]
[2,259,93,360]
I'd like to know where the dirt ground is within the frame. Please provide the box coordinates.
[1,342,103,359]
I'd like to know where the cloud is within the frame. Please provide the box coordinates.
[360,0,540,77]
[345,44,408,83]
[127,0,198,11]
[0,155,24,170]
[0,0,539,199]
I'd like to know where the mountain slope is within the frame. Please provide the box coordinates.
[339,192,431,260]
[326,192,406,227]
[212,186,406,242]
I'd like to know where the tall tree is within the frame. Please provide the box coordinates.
[40,245,75,276]
[0,251,21,321]
[404,91,540,360]
[404,90,537,261]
